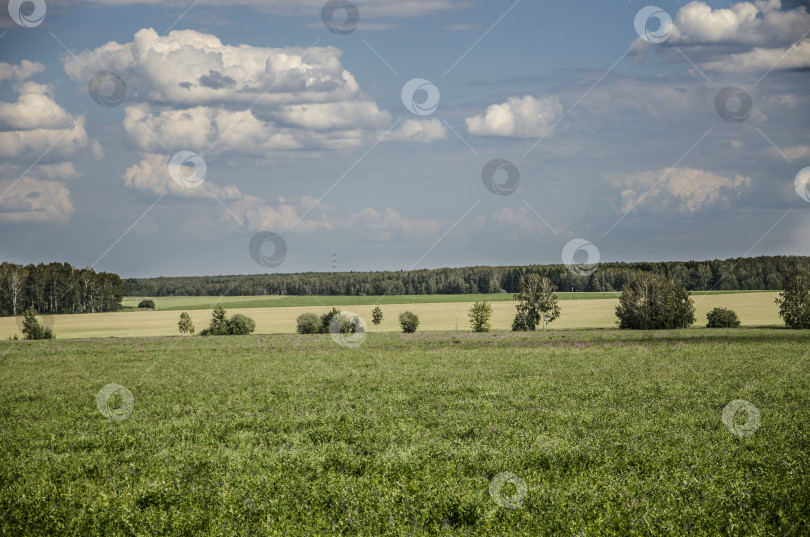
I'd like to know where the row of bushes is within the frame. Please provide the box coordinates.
[296,308,420,334]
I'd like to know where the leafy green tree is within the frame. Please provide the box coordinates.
[138,299,155,309]
[616,273,695,329]
[319,307,341,334]
[706,307,740,328]
[297,313,321,334]
[227,314,256,335]
[775,269,810,329]
[514,274,561,330]
[398,311,419,333]
[468,301,493,332]
[21,307,54,340]
[208,305,230,335]
[178,312,195,334]
[372,306,383,333]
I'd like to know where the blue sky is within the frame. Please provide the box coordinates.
[1,0,809,277]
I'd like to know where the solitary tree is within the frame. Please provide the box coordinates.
[21,307,54,340]
[296,312,321,334]
[468,301,493,332]
[138,299,156,309]
[372,306,383,333]
[320,307,341,334]
[706,307,740,328]
[178,312,195,334]
[227,313,256,335]
[776,268,810,329]
[514,274,561,330]
[615,272,695,329]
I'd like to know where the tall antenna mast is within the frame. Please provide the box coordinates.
[333,253,336,273]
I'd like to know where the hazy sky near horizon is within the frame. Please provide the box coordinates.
[1,0,809,277]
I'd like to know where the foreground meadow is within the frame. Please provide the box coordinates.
[1,329,807,536]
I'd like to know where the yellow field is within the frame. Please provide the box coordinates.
[0,292,783,339]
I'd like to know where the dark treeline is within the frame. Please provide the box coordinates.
[0,262,125,316]
[124,256,810,297]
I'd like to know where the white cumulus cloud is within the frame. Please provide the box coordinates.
[465,95,562,138]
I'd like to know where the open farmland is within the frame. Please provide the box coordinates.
[1,329,808,536]
[0,292,784,340]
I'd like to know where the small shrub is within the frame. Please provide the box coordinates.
[398,311,419,333]
[297,313,321,334]
[227,314,256,335]
[138,299,156,309]
[706,307,741,328]
[511,312,532,332]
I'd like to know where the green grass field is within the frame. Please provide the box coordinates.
[0,291,784,339]
[1,329,808,536]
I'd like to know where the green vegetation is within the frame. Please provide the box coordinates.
[398,311,419,333]
[616,273,696,330]
[0,261,124,316]
[468,301,492,332]
[137,299,155,309]
[199,306,255,336]
[514,274,561,330]
[775,268,810,329]
[122,255,810,297]
[706,307,741,328]
[296,312,321,334]
[372,306,383,333]
[177,312,195,335]
[21,307,54,340]
[1,329,808,535]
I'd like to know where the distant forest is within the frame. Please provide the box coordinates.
[0,262,125,317]
[124,256,810,297]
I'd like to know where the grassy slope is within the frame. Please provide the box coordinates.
[0,329,807,536]
[0,292,783,339]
